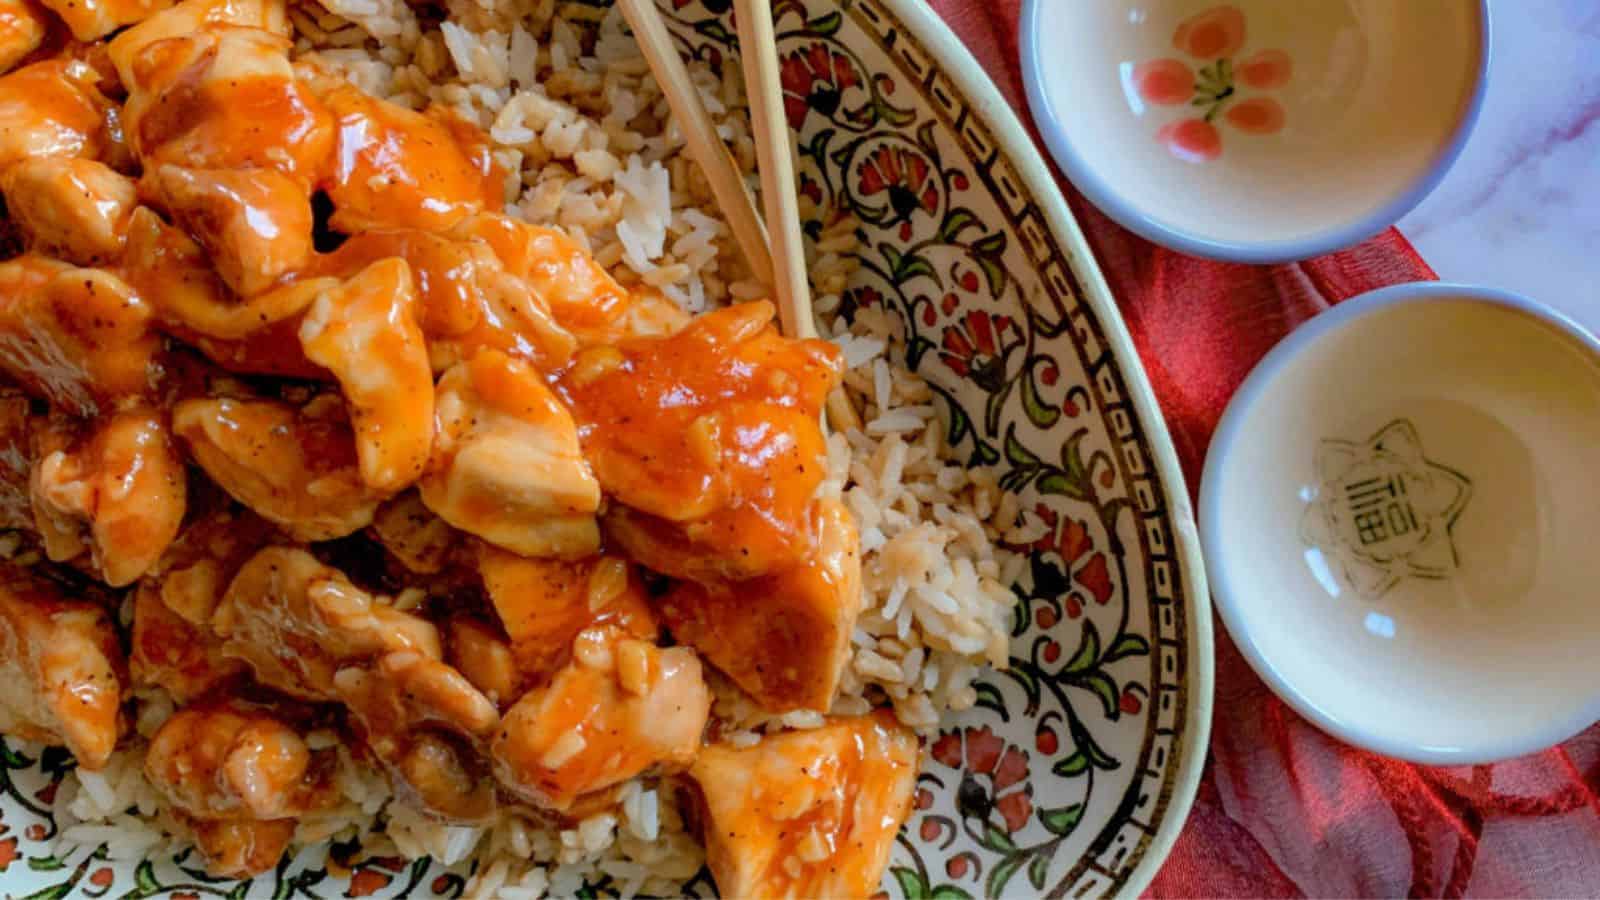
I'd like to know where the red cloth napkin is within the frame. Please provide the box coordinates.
[925,1,1600,896]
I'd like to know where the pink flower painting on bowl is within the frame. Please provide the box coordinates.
[1133,5,1293,163]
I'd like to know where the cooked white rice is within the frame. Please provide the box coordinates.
[48,0,1023,893]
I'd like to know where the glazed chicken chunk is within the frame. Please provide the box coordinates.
[0,257,161,418]
[106,0,289,87]
[0,569,126,769]
[38,0,175,41]
[658,497,861,713]
[172,396,381,541]
[212,546,438,700]
[477,546,658,685]
[492,628,710,813]
[121,26,333,183]
[689,714,920,899]
[0,159,138,266]
[558,300,843,581]
[144,703,330,877]
[0,59,117,171]
[31,406,188,587]
[140,164,314,297]
[422,350,600,558]
[0,0,50,74]
[298,257,434,492]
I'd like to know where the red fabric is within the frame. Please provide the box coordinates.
[924,1,1600,896]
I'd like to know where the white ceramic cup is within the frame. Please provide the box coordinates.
[1022,0,1489,263]
[1201,283,1600,764]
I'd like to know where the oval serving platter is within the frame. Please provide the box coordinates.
[0,1,1212,897]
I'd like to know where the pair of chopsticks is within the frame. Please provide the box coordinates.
[616,0,816,342]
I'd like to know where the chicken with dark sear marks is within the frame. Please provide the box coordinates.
[0,256,160,418]
[0,0,923,888]
[492,627,710,813]
[689,713,920,899]
[211,546,438,700]
[0,568,125,769]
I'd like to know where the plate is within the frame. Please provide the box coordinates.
[0,1,1211,896]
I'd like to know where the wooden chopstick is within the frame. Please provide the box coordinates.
[731,0,816,342]
[616,0,775,293]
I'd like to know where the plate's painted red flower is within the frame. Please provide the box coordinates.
[933,725,1034,833]
[856,144,939,234]
[781,42,861,128]
[1135,5,1291,162]
[0,836,16,872]
[1028,503,1116,612]
[348,868,393,897]
[939,309,1016,390]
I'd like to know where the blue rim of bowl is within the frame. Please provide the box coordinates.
[1018,0,1493,264]
[1199,281,1600,765]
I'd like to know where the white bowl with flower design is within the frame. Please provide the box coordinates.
[1021,1,1490,263]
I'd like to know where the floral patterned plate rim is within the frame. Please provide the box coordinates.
[0,1,1213,897]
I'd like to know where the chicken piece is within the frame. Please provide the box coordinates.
[446,616,520,709]
[0,59,116,172]
[333,650,499,821]
[121,207,330,345]
[186,816,296,879]
[311,229,576,372]
[314,80,500,234]
[139,165,313,297]
[122,27,332,184]
[658,498,860,713]
[212,546,440,700]
[421,351,600,558]
[492,630,709,813]
[172,396,380,541]
[145,703,330,821]
[0,390,36,529]
[557,301,843,579]
[106,0,287,88]
[37,0,174,41]
[129,506,278,703]
[451,212,664,345]
[0,256,159,417]
[0,159,137,266]
[130,582,245,702]
[0,0,50,74]
[689,713,919,899]
[369,491,455,575]
[299,258,433,492]
[30,406,187,587]
[477,546,658,685]
[0,569,125,769]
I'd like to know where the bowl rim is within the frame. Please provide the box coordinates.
[887,0,1215,894]
[1017,0,1493,264]
[1199,280,1600,765]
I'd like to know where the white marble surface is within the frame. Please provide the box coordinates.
[1397,0,1600,327]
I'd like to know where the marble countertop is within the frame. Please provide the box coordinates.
[1398,0,1599,327]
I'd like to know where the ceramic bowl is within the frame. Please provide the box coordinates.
[1020,0,1490,263]
[0,1,1213,898]
[1202,282,1600,765]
